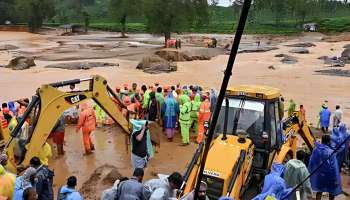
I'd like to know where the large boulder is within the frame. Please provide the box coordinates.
[318,56,345,67]
[343,44,350,49]
[275,54,298,64]
[285,42,316,48]
[341,48,350,63]
[5,56,36,70]
[289,48,310,54]
[137,55,177,74]
[155,49,192,61]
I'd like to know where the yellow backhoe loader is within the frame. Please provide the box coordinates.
[0,75,130,173]
[179,85,316,200]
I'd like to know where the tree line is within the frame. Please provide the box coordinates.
[0,0,349,40]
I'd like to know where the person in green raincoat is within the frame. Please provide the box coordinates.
[287,99,296,117]
[179,88,190,106]
[93,103,107,127]
[190,94,201,135]
[155,87,165,126]
[179,99,192,146]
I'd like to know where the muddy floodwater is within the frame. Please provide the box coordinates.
[0,30,350,199]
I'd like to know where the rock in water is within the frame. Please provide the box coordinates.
[137,55,177,74]
[341,48,350,63]
[285,43,316,48]
[289,48,310,54]
[276,54,298,64]
[6,56,36,70]
[0,44,19,51]
[343,44,350,49]
[238,46,279,53]
[45,62,117,70]
[155,49,192,61]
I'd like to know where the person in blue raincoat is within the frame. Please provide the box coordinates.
[331,123,349,171]
[8,101,16,116]
[13,167,37,200]
[320,105,331,133]
[162,92,179,141]
[252,163,291,200]
[130,119,154,169]
[58,176,83,200]
[309,134,342,200]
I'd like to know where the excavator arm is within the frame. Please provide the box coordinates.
[3,75,130,171]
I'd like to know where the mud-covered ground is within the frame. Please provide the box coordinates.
[0,30,350,199]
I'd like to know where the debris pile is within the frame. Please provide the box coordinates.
[318,56,345,67]
[79,164,123,200]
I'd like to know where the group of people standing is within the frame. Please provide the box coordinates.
[114,83,218,146]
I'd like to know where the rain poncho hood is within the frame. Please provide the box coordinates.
[252,163,291,200]
[331,123,349,171]
[308,142,342,196]
[59,186,83,200]
[130,119,154,158]
[8,101,16,115]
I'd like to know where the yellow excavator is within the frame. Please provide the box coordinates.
[0,75,130,173]
[179,85,316,200]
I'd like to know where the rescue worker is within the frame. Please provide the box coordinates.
[141,85,151,119]
[317,100,328,129]
[147,92,159,122]
[190,94,201,136]
[129,83,138,97]
[52,115,65,155]
[93,103,107,127]
[197,93,211,144]
[13,167,37,200]
[283,151,312,200]
[180,181,209,200]
[287,99,296,117]
[76,102,96,155]
[179,99,192,146]
[320,104,331,133]
[2,102,13,123]
[144,172,183,199]
[331,123,349,171]
[155,87,164,126]
[58,176,83,200]
[309,134,342,200]
[209,88,217,113]
[37,142,52,166]
[299,104,306,119]
[333,105,343,127]
[252,163,291,200]
[30,157,54,200]
[130,120,154,169]
[0,163,16,200]
[162,92,179,141]
[114,168,148,200]
[178,88,190,106]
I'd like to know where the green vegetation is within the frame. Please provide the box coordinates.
[0,0,349,35]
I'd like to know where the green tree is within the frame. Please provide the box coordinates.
[194,0,209,27]
[15,0,55,32]
[109,0,142,37]
[144,0,194,44]
[0,0,16,24]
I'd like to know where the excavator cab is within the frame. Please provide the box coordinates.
[215,85,284,170]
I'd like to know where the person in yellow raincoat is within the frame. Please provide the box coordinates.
[0,163,16,200]
[37,142,52,166]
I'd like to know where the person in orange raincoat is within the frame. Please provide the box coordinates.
[197,93,211,144]
[76,102,96,155]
